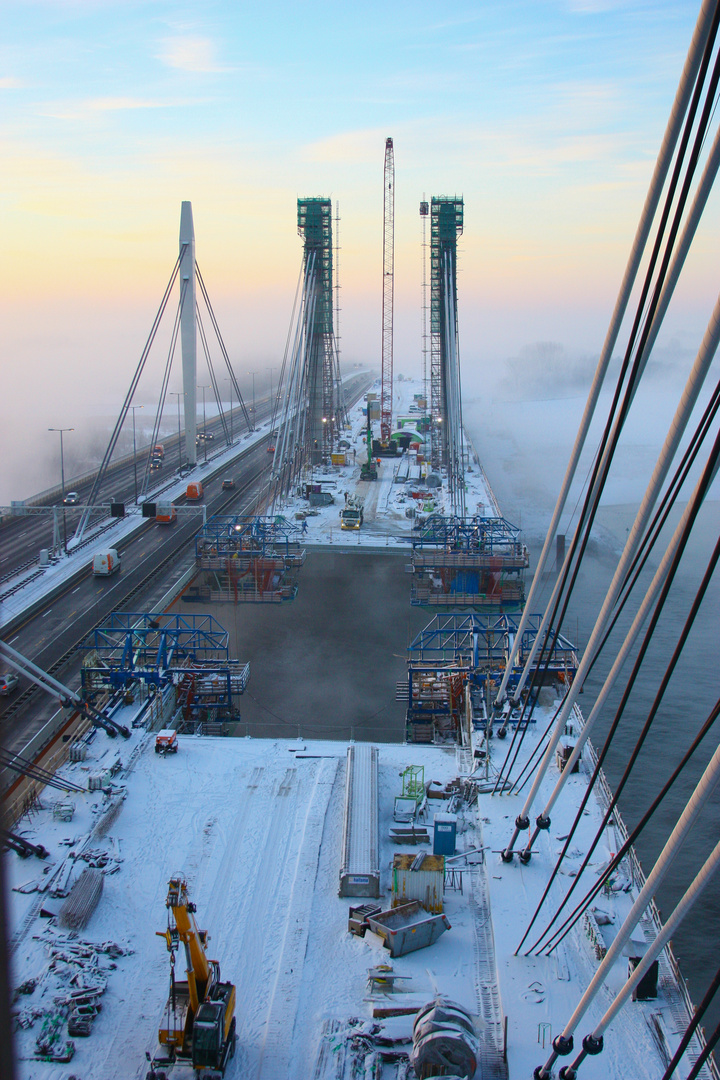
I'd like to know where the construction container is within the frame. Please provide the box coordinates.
[308,490,334,507]
[331,452,347,466]
[629,957,659,1000]
[366,901,451,957]
[339,744,380,898]
[433,813,457,856]
[392,853,445,913]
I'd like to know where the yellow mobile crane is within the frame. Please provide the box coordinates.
[147,876,236,1079]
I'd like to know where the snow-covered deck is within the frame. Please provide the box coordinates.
[6,701,704,1080]
[276,377,498,549]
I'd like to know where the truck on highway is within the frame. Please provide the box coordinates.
[153,443,165,459]
[186,481,204,501]
[92,549,121,576]
[156,503,177,525]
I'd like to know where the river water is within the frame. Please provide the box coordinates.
[464,389,720,1036]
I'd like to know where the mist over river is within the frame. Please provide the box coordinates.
[463,377,720,1035]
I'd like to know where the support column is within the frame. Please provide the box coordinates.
[180,201,197,466]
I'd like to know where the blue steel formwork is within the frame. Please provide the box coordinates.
[405,612,577,744]
[408,514,529,610]
[78,612,249,727]
[193,515,306,603]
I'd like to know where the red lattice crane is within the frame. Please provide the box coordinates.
[380,137,395,443]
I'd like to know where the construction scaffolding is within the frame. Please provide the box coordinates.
[408,514,529,610]
[192,515,306,603]
[405,612,577,744]
[79,612,250,733]
[429,196,465,514]
[270,199,346,508]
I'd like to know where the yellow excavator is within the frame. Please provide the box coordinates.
[146,876,236,1079]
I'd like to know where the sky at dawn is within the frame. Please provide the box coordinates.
[1,0,716,498]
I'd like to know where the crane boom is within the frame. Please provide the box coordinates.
[152,876,237,1077]
[380,137,395,443]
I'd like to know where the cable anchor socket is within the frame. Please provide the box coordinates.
[582,1034,604,1056]
[553,1034,574,1056]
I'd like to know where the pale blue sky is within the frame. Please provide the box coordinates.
[1,1,716,497]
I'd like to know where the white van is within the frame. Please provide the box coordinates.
[92,549,121,576]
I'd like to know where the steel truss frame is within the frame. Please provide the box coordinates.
[407,612,577,682]
[194,515,306,603]
[408,514,530,610]
[429,197,465,512]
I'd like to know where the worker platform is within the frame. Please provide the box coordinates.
[191,515,306,603]
[408,514,529,610]
[79,611,250,732]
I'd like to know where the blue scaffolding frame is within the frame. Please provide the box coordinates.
[78,612,249,724]
[405,612,577,743]
[192,515,306,602]
[407,515,529,610]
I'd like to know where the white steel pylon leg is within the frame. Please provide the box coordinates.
[180,201,197,466]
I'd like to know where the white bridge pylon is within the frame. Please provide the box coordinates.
[179,200,198,467]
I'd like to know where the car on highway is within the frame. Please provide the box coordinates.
[63,491,79,505]
[0,673,19,696]
[221,478,235,490]
[150,457,162,470]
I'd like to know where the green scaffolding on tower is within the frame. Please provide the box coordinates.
[430,196,465,513]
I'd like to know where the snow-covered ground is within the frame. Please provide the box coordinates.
[7,698,700,1080]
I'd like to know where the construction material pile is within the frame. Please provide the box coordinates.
[12,931,132,1062]
[58,867,104,930]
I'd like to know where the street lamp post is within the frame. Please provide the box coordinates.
[48,426,74,554]
[128,405,143,504]
[248,371,258,431]
[266,366,276,422]
[224,378,234,445]
[169,392,184,469]
[198,385,210,463]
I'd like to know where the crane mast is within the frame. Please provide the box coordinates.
[380,137,394,443]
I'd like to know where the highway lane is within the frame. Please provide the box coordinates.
[0,398,271,580]
[0,372,370,581]
[0,439,273,754]
[0,370,374,752]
